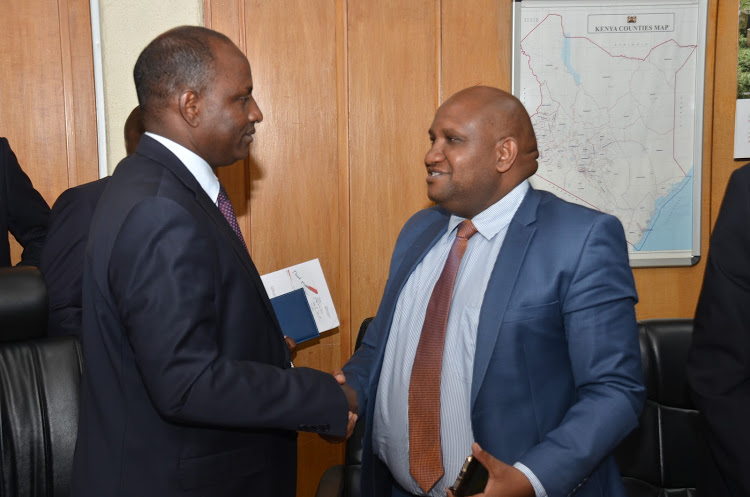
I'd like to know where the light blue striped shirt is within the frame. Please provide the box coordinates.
[373,180,545,497]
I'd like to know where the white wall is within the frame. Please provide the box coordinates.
[97,0,203,174]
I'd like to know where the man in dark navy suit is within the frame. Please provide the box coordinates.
[0,137,49,267]
[41,106,142,338]
[70,26,356,497]
[688,163,750,497]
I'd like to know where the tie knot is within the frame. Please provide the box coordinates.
[456,219,478,240]
[218,184,229,201]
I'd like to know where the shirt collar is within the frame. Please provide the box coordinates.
[145,132,221,204]
[447,180,530,241]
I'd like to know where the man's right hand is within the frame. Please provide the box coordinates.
[340,381,358,414]
[332,369,346,386]
[320,370,358,443]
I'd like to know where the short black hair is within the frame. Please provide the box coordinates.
[133,25,233,118]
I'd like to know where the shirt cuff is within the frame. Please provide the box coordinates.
[513,462,547,497]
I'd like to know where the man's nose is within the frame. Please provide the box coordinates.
[425,143,444,165]
[249,100,263,123]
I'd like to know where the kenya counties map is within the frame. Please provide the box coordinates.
[514,0,706,265]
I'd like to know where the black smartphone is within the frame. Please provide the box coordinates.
[449,454,489,497]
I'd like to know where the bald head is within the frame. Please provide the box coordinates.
[424,86,540,218]
[443,86,539,179]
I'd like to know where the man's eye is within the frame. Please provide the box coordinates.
[447,136,460,142]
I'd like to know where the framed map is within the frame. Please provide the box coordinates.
[512,0,708,267]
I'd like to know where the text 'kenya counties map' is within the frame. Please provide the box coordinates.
[514,1,704,263]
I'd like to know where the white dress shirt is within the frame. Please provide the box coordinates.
[144,132,220,204]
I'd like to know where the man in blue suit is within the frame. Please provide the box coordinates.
[71,26,356,497]
[338,86,644,497]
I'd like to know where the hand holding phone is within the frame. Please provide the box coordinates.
[450,454,489,497]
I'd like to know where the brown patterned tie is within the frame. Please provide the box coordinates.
[217,185,248,251]
[408,219,478,493]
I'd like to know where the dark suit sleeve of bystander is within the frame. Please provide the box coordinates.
[688,164,750,496]
[0,137,50,267]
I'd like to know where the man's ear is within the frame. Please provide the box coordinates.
[496,137,518,173]
[179,90,200,128]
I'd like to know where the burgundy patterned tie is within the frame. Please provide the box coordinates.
[408,219,478,493]
[217,185,248,251]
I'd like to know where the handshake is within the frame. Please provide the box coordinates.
[322,369,358,444]
[285,336,357,443]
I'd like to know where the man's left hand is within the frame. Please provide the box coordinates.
[284,336,297,357]
[446,443,535,497]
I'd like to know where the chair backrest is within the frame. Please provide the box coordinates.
[0,266,82,497]
[0,266,47,341]
[614,318,702,497]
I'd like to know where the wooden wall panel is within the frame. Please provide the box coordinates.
[1,0,97,263]
[348,0,438,340]
[61,0,99,188]
[441,0,512,97]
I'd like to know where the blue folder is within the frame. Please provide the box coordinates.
[269,288,319,343]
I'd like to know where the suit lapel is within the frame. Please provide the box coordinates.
[471,188,541,407]
[137,137,280,327]
[194,192,284,333]
[372,211,449,370]
[392,217,448,295]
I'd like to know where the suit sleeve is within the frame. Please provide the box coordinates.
[687,167,750,496]
[109,198,350,436]
[518,214,645,496]
[1,139,50,266]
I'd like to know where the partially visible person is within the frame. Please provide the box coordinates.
[0,137,50,267]
[687,163,750,497]
[124,105,146,155]
[70,26,355,497]
[41,106,143,338]
[337,86,644,497]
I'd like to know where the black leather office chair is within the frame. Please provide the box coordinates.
[316,317,703,497]
[614,318,701,497]
[0,266,83,497]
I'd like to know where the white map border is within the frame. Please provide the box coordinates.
[512,0,708,267]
